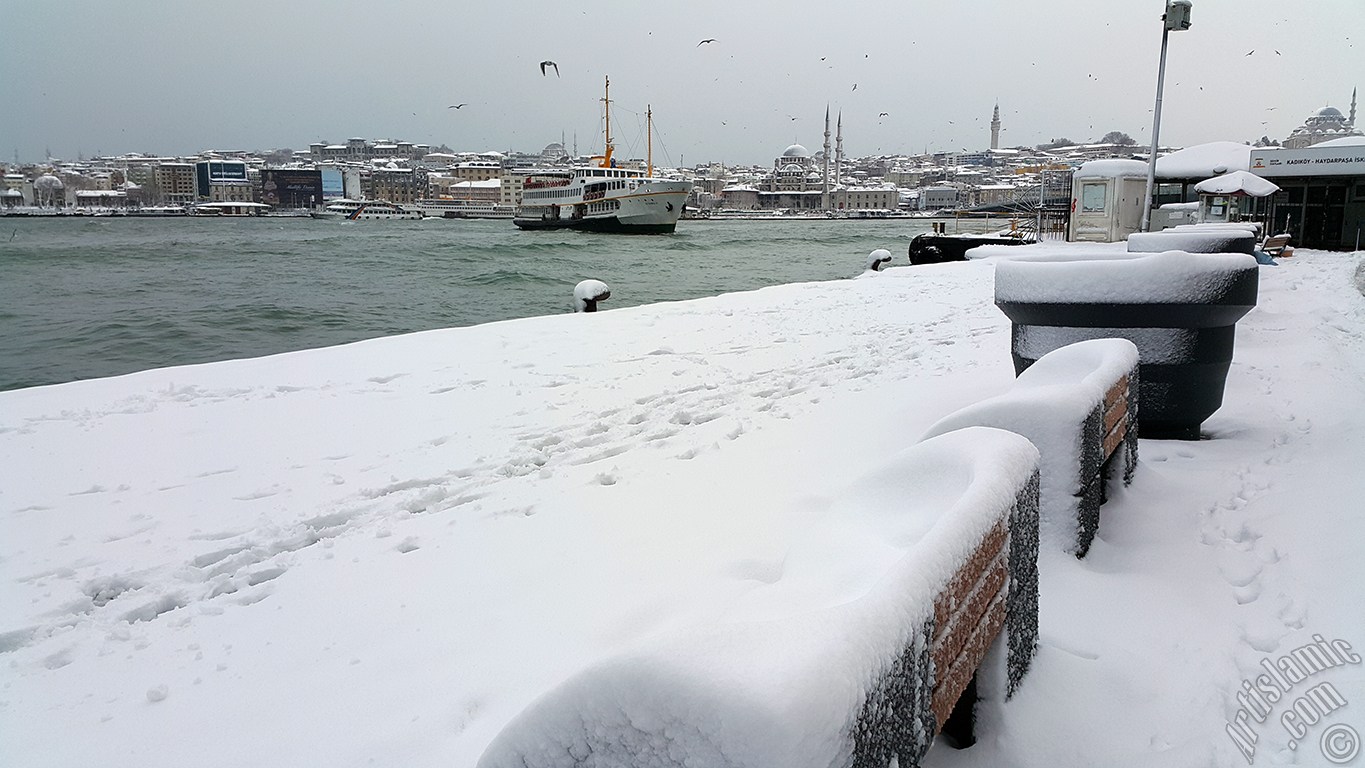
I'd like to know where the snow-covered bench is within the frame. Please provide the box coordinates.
[1260,233,1294,258]
[923,339,1139,557]
[478,428,1041,768]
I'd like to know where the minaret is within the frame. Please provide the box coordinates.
[835,111,844,186]
[1351,87,1357,128]
[822,105,831,211]
[990,102,1001,150]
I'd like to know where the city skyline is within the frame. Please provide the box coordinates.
[2,0,1361,166]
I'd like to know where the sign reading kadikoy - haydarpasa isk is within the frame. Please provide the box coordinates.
[1250,145,1365,177]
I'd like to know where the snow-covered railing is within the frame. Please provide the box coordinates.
[996,250,1259,439]
[923,339,1139,557]
[477,428,1041,768]
[1126,224,1258,255]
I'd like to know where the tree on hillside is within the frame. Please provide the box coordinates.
[1101,131,1137,145]
[1036,137,1075,150]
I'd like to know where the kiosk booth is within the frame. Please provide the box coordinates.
[1068,159,1148,243]
[1193,170,1280,224]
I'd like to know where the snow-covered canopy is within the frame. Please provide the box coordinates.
[1194,170,1280,197]
[1155,141,1253,179]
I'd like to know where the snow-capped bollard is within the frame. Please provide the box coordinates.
[865,248,893,272]
[573,279,611,313]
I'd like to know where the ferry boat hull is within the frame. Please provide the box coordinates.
[513,181,689,234]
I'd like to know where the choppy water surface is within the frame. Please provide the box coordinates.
[0,216,1003,391]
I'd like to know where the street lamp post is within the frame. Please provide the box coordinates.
[1140,0,1193,233]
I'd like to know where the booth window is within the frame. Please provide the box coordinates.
[1081,182,1107,213]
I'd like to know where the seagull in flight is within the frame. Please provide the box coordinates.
[539,60,559,77]
[851,83,858,91]
[697,38,717,46]
[878,112,889,117]
[448,103,467,109]
[1245,49,1254,56]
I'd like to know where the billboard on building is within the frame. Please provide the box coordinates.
[320,167,345,199]
[261,169,323,209]
[195,161,249,198]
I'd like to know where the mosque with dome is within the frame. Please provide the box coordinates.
[720,110,899,212]
[1282,89,1359,148]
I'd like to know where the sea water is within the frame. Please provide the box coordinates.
[0,216,1005,391]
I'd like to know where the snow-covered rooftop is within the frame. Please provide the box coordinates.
[1314,135,1365,148]
[1073,158,1149,179]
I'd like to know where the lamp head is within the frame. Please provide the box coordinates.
[1165,0,1193,31]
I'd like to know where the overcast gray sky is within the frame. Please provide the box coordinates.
[2,0,1360,166]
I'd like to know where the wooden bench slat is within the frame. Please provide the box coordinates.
[931,550,1008,673]
[1103,418,1128,459]
[933,519,1007,629]
[931,593,1007,726]
[1103,393,1127,434]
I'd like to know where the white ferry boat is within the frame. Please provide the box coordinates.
[514,77,689,234]
[312,199,423,220]
[413,199,516,219]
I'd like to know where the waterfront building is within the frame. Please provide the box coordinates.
[155,163,196,205]
[920,186,960,211]
[74,190,129,209]
[195,160,253,202]
[452,161,502,182]
[309,138,431,164]
[831,186,900,211]
[367,166,429,204]
[441,178,500,203]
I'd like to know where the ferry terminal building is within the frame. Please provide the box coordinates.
[1250,142,1365,250]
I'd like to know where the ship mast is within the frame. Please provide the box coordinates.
[601,76,613,168]
[647,104,653,177]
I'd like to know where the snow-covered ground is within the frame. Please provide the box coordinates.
[3,246,1363,767]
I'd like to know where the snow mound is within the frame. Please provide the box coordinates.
[923,339,1139,555]
[477,427,1040,768]
[995,250,1259,304]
